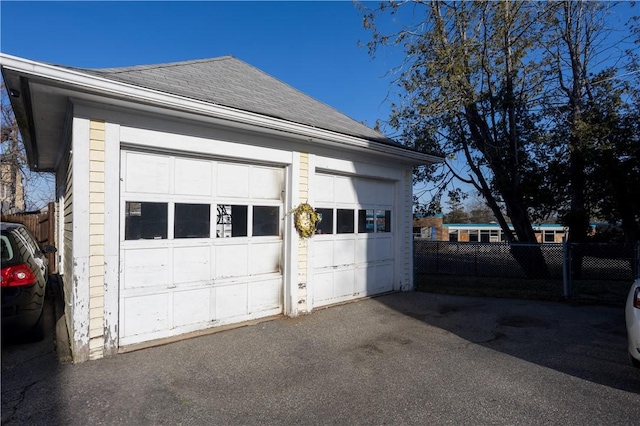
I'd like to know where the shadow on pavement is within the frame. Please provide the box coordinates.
[375,291,640,394]
[1,290,639,424]
[2,292,62,425]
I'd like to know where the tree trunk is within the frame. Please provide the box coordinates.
[503,190,551,279]
[566,135,590,279]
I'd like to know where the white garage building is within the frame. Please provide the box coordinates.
[1,54,441,362]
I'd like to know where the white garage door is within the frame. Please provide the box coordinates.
[119,151,284,346]
[311,172,395,308]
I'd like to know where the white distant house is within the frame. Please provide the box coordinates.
[1,54,441,362]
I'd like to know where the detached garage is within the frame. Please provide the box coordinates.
[119,152,285,345]
[1,54,441,362]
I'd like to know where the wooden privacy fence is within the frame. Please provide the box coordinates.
[1,202,57,274]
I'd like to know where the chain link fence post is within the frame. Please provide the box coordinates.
[562,237,571,299]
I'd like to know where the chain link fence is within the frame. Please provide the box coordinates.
[414,240,640,304]
[565,243,639,303]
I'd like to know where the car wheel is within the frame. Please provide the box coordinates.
[26,308,46,342]
[630,353,640,369]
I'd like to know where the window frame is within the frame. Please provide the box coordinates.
[544,230,556,243]
[315,208,334,235]
[174,203,211,239]
[216,204,249,238]
[252,205,281,237]
[336,208,355,234]
[124,201,169,241]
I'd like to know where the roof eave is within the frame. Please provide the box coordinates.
[0,54,442,166]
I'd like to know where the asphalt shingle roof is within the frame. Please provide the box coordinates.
[69,56,394,144]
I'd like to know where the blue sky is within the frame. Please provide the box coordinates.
[1,1,399,131]
[1,1,634,131]
[1,1,637,211]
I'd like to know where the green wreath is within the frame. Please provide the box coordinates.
[292,203,321,238]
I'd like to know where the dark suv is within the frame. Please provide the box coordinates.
[1,222,56,342]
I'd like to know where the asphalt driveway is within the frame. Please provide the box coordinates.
[2,292,640,425]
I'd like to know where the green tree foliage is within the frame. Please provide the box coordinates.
[539,2,640,244]
[579,70,640,242]
[539,1,613,243]
[361,0,552,244]
[443,190,469,223]
[361,0,639,245]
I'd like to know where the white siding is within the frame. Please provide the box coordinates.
[60,148,74,352]
[401,169,413,291]
[69,116,92,362]
[88,119,106,360]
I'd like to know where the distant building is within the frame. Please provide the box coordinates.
[413,214,447,240]
[0,158,25,214]
[444,223,568,243]
[414,215,569,243]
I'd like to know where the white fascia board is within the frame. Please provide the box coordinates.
[0,53,442,166]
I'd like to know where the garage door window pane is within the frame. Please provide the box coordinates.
[376,210,391,233]
[358,209,374,233]
[217,205,248,237]
[253,206,280,236]
[337,209,354,234]
[125,202,168,240]
[175,204,210,238]
[315,208,333,234]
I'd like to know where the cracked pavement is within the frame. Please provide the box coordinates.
[2,296,60,425]
[2,291,640,425]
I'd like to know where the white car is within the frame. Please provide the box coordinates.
[626,278,640,368]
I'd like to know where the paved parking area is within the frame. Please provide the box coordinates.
[2,292,640,425]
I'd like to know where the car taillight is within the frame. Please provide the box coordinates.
[1,264,37,287]
[634,287,640,309]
